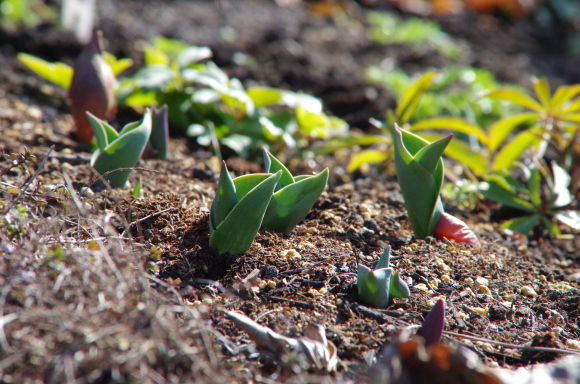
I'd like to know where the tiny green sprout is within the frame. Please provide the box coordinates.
[88,109,152,188]
[357,245,410,309]
[147,105,170,160]
[374,120,479,245]
[209,162,282,255]
[132,177,143,198]
[261,148,329,234]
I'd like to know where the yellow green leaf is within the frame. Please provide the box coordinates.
[532,77,551,110]
[484,89,544,113]
[395,71,438,124]
[346,149,389,173]
[410,117,488,147]
[17,53,73,89]
[487,113,538,153]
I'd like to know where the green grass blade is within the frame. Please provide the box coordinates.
[209,171,282,255]
[262,168,329,234]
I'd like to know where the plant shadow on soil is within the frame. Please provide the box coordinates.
[1,0,580,383]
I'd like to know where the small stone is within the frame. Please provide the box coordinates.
[478,285,491,295]
[464,277,474,285]
[519,286,538,298]
[475,277,488,287]
[280,249,301,260]
[565,339,580,350]
[471,307,489,317]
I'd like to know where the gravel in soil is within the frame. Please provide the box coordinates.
[1,1,580,382]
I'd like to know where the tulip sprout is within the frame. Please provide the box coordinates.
[372,120,479,245]
[357,245,411,309]
[209,150,329,255]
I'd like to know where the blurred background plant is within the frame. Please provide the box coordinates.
[117,37,347,160]
[0,0,56,29]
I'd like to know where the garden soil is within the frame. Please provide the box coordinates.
[1,0,580,383]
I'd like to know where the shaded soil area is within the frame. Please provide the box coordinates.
[1,1,580,383]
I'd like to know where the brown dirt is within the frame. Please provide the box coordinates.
[1,1,580,383]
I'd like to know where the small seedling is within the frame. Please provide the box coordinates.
[481,160,580,235]
[88,109,152,188]
[418,299,445,347]
[357,245,410,309]
[261,148,329,234]
[376,120,479,245]
[209,163,281,255]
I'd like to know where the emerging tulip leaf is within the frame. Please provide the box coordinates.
[384,121,449,238]
[357,246,410,309]
[261,148,329,234]
[89,109,152,188]
[148,105,170,160]
[209,169,282,255]
[209,162,238,233]
[418,299,445,347]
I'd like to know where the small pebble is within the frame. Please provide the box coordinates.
[519,286,538,298]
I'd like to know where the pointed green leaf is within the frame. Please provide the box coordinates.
[262,148,294,187]
[102,51,133,76]
[133,177,143,199]
[149,105,169,159]
[144,45,170,66]
[346,149,389,173]
[357,265,393,309]
[91,110,152,188]
[233,174,272,200]
[552,84,580,112]
[87,112,119,151]
[532,77,551,110]
[541,216,561,236]
[410,117,488,147]
[418,132,489,176]
[501,215,541,235]
[375,246,391,270]
[480,176,536,212]
[17,53,73,89]
[209,171,282,255]
[387,124,445,238]
[491,130,540,172]
[414,134,452,175]
[210,162,238,231]
[262,168,329,234]
[488,113,538,153]
[396,71,438,124]
[389,271,410,299]
[176,46,212,69]
[484,89,544,113]
[528,167,542,207]
[247,87,283,108]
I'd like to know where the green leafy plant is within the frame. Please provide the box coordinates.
[209,163,281,255]
[480,160,580,235]
[0,0,56,29]
[409,77,580,177]
[367,11,462,60]
[357,245,410,309]
[117,36,347,159]
[88,109,153,188]
[261,149,329,234]
[376,120,479,244]
[209,150,329,254]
